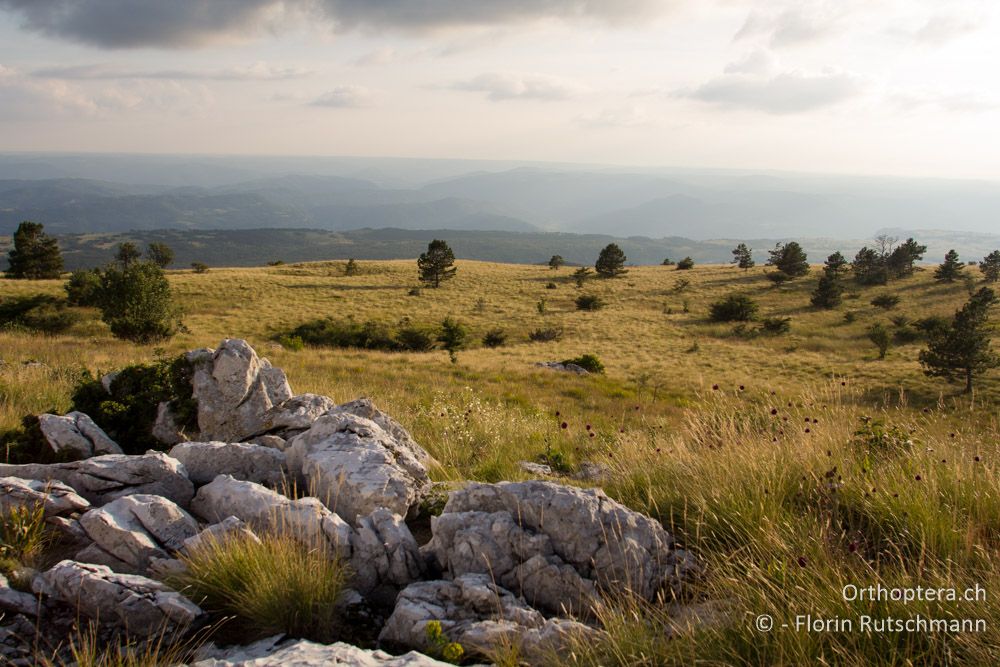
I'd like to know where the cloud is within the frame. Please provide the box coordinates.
[890,90,997,114]
[889,14,980,46]
[0,0,676,49]
[723,49,777,76]
[734,3,852,48]
[310,85,374,108]
[577,104,651,127]
[31,62,310,81]
[449,72,587,101]
[350,47,400,67]
[679,69,862,114]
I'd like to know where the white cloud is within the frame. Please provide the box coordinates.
[450,72,587,101]
[310,85,375,108]
[679,69,863,114]
[577,104,652,127]
[32,61,311,81]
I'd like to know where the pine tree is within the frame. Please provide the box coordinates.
[766,241,809,278]
[115,242,142,268]
[852,246,888,285]
[5,221,63,279]
[573,266,592,287]
[979,250,1000,283]
[824,251,848,276]
[417,239,457,288]
[731,243,755,271]
[548,255,565,270]
[595,243,628,278]
[919,288,999,393]
[811,273,844,309]
[886,238,926,278]
[145,242,174,269]
[934,249,964,283]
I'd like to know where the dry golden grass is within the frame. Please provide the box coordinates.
[2,258,999,665]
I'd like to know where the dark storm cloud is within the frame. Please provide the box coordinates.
[0,0,672,49]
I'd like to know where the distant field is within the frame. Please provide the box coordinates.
[2,258,999,664]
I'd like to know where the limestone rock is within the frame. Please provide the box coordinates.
[248,435,287,450]
[169,442,287,486]
[518,461,553,476]
[332,398,434,467]
[0,574,37,616]
[190,475,353,560]
[38,560,203,637]
[191,638,453,666]
[182,516,261,554]
[77,495,199,574]
[351,508,424,594]
[256,393,337,438]
[0,476,89,517]
[285,412,429,522]
[535,361,589,375]
[153,402,187,446]
[189,339,293,442]
[380,574,600,663]
[0,452,195,508]
[37,412,122,459]
[427,481,695,615]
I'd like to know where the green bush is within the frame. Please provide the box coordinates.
[575,294,605,311]
[170,531,348,642]
[283,318,439,352]
[482,328,507,348]
[914,315,950,336]
[528,327,564,342]
[871,293,900,310]
[276,334,305,351]
[676,257,695,270]
[867,322,891,359]
[191,262,209,274]
[563,353,605,374]
[850,416,912,460]
[70,356,197,453]
[65,269,103,307]
[709,294,759,322]
[0,295,78,334]
[759,316,791,335]
[98,262,180,343]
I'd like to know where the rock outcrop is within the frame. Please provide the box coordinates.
[169,442,286,486]
[192,637,454,666]
[37,560,203,637]
[380,574,600,663]
[0,476,89,517]
[425,481,696,615]
[37,412,122,459]
[76,495,199,574]
[188,339,293,442]
[285,411,430,522]
[0,452,194,508]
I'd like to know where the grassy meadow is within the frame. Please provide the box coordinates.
[2,258,999,665]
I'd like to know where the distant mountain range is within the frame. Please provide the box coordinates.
[2,227,997,272]
[1,153,999,259]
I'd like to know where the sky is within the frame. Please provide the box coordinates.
[0,0,998,181]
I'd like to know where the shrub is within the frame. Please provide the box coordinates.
[676,257,694,270]
[170,531,348,642]
[191,262,209,274]
[65,269,103,307]
[867,322,891,359]
[893,325,921,344]
[672,278,690,292]
[662,257,675,266]
[709,294,759,322]
[267,260,285,266]
[482,328,507,348]
[438,317,468,363]
[528,327,563,342]
[545,282,558,290]
[575,294,605,311]
[0,294,77,334]
[871,294,900,310]
[759,316,791,335]
[563,353,604,374]
[146,242,175,269]
[276,334,305,351]
[70,356,197,453]
[98,262,180,343]
[843,311,858,324]
[408,287,422,296]
[765,272,791,286]
[396,324,437,352]
[536,298,547,315]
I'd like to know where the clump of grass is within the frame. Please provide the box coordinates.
[169,531,348,642]
[0,502,51,567]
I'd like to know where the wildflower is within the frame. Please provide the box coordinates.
[797,556,808,568]
[589,432,595,438]
[915,475,922,481]
[739,385,745,391]
[974,456,981,462]
[712,384,719,391]
[585,424,592,431]
[560,422,568,429]
[805,428,811,433]
[770,408,778,415]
